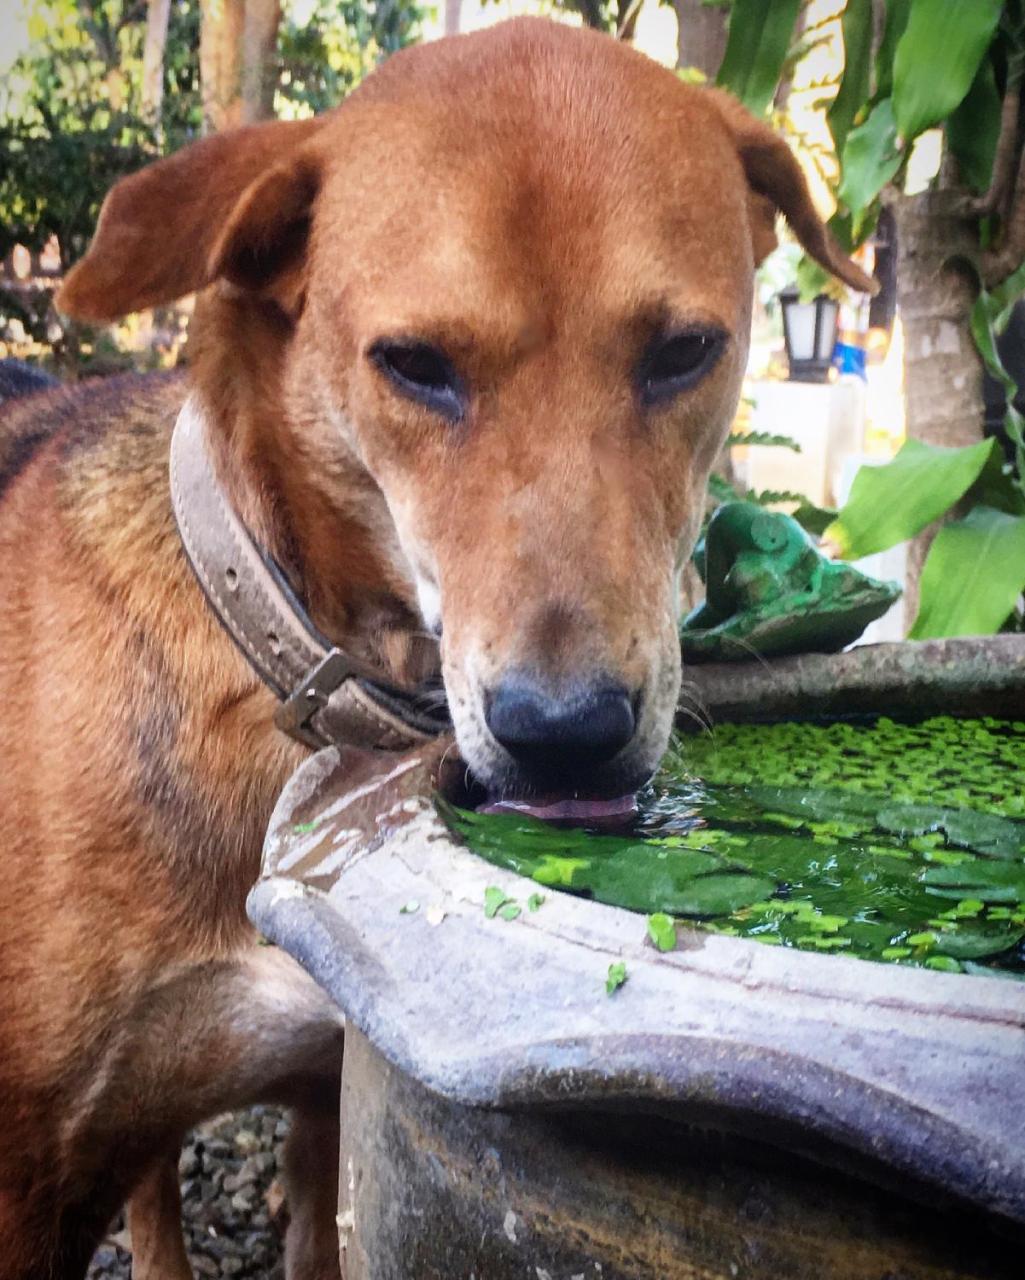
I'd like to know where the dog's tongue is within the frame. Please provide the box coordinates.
[479,793,638,823]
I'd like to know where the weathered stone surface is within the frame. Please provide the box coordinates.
[248,729,1025,1280]
[679,634,1025,725]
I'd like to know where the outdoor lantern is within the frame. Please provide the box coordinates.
[779,286,839,382]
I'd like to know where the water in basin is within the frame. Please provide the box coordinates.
[449,716,1025,977]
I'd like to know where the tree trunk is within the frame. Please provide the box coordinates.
[672,0,727,75]
[200,0,246,133]
[241,0,282,125]
[444,0,462,37]
[142,0,172,131]
[893,185,985,623]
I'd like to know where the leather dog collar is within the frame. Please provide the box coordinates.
[169,396,448,751]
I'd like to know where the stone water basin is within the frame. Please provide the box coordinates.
[248,636,1025,1279]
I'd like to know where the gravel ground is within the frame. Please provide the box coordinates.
[87,1106,288,1279]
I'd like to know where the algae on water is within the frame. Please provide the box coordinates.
[451,716,1025,977]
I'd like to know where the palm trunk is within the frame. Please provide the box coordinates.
[671,0,727,74]
[241,0,282,125]
[200,0,246,133]
[893,186,985,621]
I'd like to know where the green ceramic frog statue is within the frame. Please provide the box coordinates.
[680,501,901,663]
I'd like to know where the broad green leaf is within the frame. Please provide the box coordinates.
[647,912,678,952]
[874,0,911,102]
[892,0,1002,142]
[910,506,1025,639]
[946,55,1001,195]
[716,0,803,116]
[827,0,873,157]
[837,99,902,220]
[825,437,998,559]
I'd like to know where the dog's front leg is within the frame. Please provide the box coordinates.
[110,945,345,1280]
[126,1154,192,1280]
[282,1104,343,1280]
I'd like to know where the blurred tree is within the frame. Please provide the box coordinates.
[199,0,246,129]
[0,0,421,369]
[241,0,282,122]
[142,0,173,127]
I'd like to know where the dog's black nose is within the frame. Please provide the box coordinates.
[485,679,636,774]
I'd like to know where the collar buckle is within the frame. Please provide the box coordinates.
[274,649,362,748]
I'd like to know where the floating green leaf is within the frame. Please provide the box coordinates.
[606,961,628,995]
[483,886,509,919]
[923,863,1025,904]
[647,913,678,952]
[451,717,1025,978]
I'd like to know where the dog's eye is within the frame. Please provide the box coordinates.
[370,341,465,422]
[640,331,724,406]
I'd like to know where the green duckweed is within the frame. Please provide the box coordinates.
[450,717,1025,978]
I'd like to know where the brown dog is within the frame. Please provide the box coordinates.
[0,17,871,1278]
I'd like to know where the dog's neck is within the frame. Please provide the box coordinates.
[188,296,436,689]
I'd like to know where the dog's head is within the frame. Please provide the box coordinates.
[60,19,872,814]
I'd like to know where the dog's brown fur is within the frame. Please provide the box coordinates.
[0,19,870,1277]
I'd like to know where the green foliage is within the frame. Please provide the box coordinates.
[716,0,802,116]
[826,0,872,158]
[277,0,423,113]
[946,55,1002,195]
[726,430,801,452]
[970,256,1025,483]
[891,0,1003,141]
[826,438,998,560]
[910,505,1025,639]
[0,0,202,262]
[836,98,901,235]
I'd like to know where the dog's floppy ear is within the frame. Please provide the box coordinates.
[57,116,324,322]
[708,90,877,295]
